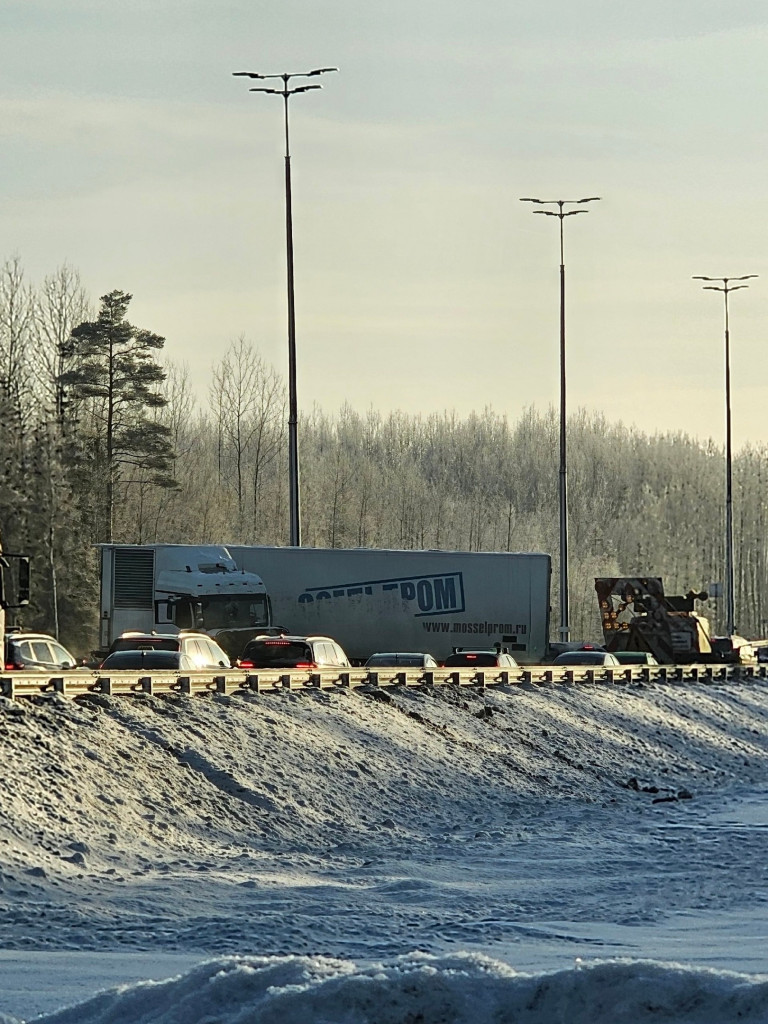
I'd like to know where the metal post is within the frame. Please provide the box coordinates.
[283,90,300,546]
[233,67,338,547]
[693,274,757,637]
[520,196,600,643]
[724,290,734,637]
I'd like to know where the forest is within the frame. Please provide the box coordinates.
[2,256,767,656]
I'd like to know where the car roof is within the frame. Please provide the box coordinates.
[6,630,59,641]
[367,652,432,659]
[246,635,336,644]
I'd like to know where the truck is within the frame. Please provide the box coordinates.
[227,545,551,664]
[0,531,31,656]
[595,576,712,664]
[97,544,278,659]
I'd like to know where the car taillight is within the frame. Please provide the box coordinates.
[238,660,255,668]
[294,662,316,669]
[5,662,19,671]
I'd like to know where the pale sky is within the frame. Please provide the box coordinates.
[2,0,767,446]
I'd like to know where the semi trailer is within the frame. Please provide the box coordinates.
[228,545,551,664]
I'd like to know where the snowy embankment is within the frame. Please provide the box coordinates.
[2,677,768,1022]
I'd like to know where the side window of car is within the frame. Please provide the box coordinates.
[206,640,228,666]
[31,641,53,664]
[333,643,348,666]
[312,642,329,666]
[186,639,206,668]
[15,641,34,663]
[49,643,75,667]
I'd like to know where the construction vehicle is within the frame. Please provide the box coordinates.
[595,577,712,665]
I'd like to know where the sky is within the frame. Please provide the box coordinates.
[1,675,768,1020]
[2,1,768,447]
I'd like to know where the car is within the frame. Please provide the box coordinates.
[107,631,231,669]
[542,641,606,664]
[551,650,621,667]
[99,650,197,672]
[443,647,519,669]
[612,651,659,666]
[4,629,78,672]
[365,652,439,669]
[237,635,351,670]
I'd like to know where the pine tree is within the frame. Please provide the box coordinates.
[60,290,176,541]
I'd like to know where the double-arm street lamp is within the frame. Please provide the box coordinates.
[233,67,338,547]
[520,196,600,643]
[693,273,757,637]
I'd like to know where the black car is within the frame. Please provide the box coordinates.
[551,650,620,667]
[443,648,519,669]
[98,650,195,671]
[365,652,438,669]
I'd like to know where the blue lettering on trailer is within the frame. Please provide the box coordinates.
[297,572,465,616]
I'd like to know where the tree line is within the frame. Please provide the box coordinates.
[2,257,766,654]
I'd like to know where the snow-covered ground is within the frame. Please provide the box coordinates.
[1,676,767,1022]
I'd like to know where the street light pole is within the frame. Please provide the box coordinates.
[233,66,338,547]
[693,274,757,637]
[520,196,600,644]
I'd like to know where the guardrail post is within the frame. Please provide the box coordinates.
[177,676,191,694]
[140,677,153,694]
[339,671,351,687]
[1,677,13,699]
[474,670,485,689]
[214,675,227,693]
[96,677,112,695]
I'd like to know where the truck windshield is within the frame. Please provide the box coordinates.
[199,595,270,630]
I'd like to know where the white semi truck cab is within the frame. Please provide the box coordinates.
[98,544,275,659]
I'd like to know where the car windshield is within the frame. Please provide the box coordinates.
[198,596,270,630]
[101,650,180,669]
[242,640,314,668]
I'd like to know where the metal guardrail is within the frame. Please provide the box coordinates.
[0,662,766,701]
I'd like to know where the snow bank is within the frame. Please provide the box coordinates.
[28,952,768,1024]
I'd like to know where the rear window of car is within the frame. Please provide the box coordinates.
[101,650,181,670]
[444,652,499,667]
[553,652,606,665]
[241,640,314,668]
[111,637,180,653]
[367,654,427,667]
